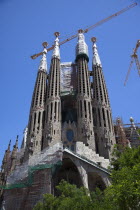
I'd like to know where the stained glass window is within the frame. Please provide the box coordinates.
[66,129,74,142]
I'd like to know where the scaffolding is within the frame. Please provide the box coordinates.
[114,118,140,148]
[60,62,77,96]
[0,143,63,190]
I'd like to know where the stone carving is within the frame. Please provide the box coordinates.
[46,122,53,141]
[83,120,90,139]
[62,121,77,150]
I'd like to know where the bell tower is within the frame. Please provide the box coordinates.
[24,43,47,159]
[91,37,116,158]
[76,30,95,150]
[44,32,61,148]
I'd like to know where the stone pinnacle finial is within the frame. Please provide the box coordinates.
[91,37,97,43]
[54,32,60,37]
[38,42,48,72]
[91,37,102,67]
[42,42,48,48]
[52,32,60,59]
[21,127,28,149]
[11,136,18,159]
[15,135,18,148]
[130,117,137,131]
[117,118,121,124]
[8,139,11,150]
[78,29,84,34]
[130,117,134,123]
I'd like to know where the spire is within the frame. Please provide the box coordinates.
[115,118,129,147]
[15,135,18,148]
[130,117,140,137]
[2,140,11,167]
[11,139,18,159]
[52,32,60,59]
[38,42,48,72]
[10,136,18,171]
[130,117,136,128]
[129,117,140,147]
[91,37,116,159]
[7,139,11,151]
[91,37,102,67]
[21,127,28,149]
[76,29,89,61]
[44,32,61,149]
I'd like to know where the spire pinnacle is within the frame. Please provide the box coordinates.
[91,37,102,67]
[21,127,28,149]
[8,139,11,151]
[11,136,18,159]
[76,30,89,61]
[52,32,60,59]
[15,135,18,148]
[130,117,137,131]
[130,117,140,139]
[38,42,48,72]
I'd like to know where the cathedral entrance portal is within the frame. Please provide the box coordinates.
[53,158,83,195]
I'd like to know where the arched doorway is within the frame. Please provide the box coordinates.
[88,172,106,191]
[53,158,83,195]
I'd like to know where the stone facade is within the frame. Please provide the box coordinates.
[1,144,111,210]
[0,32,117,209]
[3,168,52,210]
[22,32,115,161]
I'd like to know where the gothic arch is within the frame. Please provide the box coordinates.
[53,157,83,195]
[88,172,106,191]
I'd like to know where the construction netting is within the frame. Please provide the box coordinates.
[0,143,63,190]
[60,62,77,96]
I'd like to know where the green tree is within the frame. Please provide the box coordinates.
[34,181,92,210]
[34,180,113,210]
[34,146,140,210]
[105,146,140,210]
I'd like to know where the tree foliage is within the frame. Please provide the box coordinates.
[106,146,140,210]
[33,180,113,210]
[33,146,140,210]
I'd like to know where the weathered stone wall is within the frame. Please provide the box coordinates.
[75,142,110,169]
[3,168,51,210]
[1,144,111,210]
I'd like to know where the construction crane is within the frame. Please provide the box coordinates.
[31,2,137,59]
[124,39,140,86]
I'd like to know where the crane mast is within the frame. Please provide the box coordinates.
[31,2,137,60]
[124,40,140,86]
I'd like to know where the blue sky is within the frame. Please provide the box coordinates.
[0,0,140,164]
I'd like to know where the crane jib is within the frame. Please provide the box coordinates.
[31,2,137,59]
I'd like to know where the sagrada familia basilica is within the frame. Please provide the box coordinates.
[0,30,139,209]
